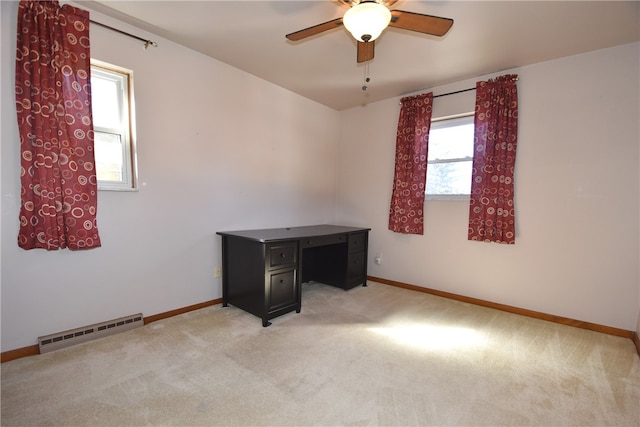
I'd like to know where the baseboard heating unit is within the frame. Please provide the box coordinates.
[38,313,143,354]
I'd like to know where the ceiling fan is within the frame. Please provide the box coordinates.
[285,0,454,63]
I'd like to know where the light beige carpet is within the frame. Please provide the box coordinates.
[2,281,639,426]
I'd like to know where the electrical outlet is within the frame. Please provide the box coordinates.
[214,266,222,278]
[374,254,382,265]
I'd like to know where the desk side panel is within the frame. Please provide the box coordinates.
[345,231,369,289]
[223,237,265,318]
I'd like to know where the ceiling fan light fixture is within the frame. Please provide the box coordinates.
[343,1,392,43]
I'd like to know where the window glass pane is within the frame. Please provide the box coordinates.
[91,59,137,191]
[428,120,474,160]
[91,76,121,129]
[94,131,124,182]
[426,114,474,196]
[426,160,472,195]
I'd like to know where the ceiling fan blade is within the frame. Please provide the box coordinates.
[357,41,375,63]
[286,18,344,41]
[389,10,453,37]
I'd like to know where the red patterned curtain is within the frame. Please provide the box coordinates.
[15,0,101,250]
[388,92,433,235]
[468,74,519,244]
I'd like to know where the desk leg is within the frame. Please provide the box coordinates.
[221,236,229,307]
[263,319,272,327]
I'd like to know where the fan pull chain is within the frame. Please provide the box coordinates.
[362,62,370,91]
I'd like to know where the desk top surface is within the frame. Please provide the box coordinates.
[217,224,370,243]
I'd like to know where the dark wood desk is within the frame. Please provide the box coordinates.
[217,225,370,326]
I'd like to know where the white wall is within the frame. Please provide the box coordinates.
[1,1,340,352]
[336,42,640,331]
[2,1,638,354]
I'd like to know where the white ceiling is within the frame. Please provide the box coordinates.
[82,0,639,111]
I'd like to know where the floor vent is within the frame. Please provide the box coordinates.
[38,313,143,354]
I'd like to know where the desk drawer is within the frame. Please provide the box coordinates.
[268,242,297,269]
[268,268,297,313]
[348,232,366,252]
[301,234,347,248]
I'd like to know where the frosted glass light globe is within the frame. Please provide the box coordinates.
[343,1,392,42]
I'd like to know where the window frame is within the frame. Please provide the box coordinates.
[91,59,138,191]
[426,112,475,201]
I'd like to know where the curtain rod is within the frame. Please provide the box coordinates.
[399,87,474,104]
[400,77,520,104]
[434,77,520,98]
[433,87,475,98]
[90,20,158,49]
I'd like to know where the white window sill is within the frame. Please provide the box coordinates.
[98,185,139,192]
[425,194,470,201]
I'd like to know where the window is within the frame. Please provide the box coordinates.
[91,59,137,191]
[426,114,474,199]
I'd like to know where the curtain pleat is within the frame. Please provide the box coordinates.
[15,0,100,250]
[468,74,519,244]
[388,92,433,235]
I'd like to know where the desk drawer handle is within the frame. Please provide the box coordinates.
[280,253,286,258]
[280,279,285,284]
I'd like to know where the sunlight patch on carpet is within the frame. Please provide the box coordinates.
[368,323,487,351]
